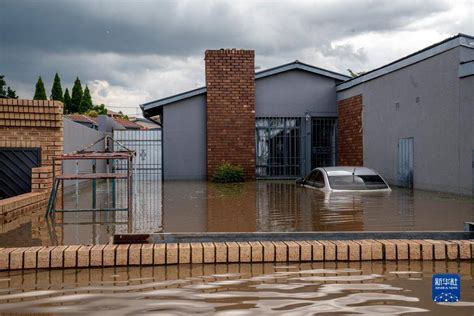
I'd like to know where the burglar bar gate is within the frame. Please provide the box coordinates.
[256,117,302,178]
[311,117,337,169]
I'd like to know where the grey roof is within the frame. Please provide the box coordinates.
[141,60,350,111]
[337,33,474,91]
[254,60,350,81]
[141,86,207,110]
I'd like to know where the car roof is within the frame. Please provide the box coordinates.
[319,167,379,176]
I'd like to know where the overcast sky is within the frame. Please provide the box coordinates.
[1,0,473,115]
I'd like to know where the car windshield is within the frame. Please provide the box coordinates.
[327,175,388,190]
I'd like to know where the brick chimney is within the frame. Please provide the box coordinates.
[205,49,256,180]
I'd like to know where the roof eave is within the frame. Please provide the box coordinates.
[142,87,207,112]
[337,33,474,91]
[255,61,350,81]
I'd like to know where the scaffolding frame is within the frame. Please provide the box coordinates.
[45,136,135,217]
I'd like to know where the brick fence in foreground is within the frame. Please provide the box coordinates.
[0,239,473,270]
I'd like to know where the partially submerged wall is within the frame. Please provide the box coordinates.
[162,95,207,180]
[0,99,64,220]
[0,239,473,270]
[337,47,472,195]
[205,49,256,180]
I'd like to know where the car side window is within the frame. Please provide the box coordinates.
[307,170,325,188]
[306,170,317,182]
[314,171,325,188]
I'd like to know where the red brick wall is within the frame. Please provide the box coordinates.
[205,49,256,179]
[337,94,363,166]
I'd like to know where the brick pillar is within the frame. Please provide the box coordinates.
[205,49,256,180]
[337,94,363,166]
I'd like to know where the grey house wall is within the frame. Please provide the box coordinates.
[256,69,340,176]
[459,75,474,195]
[337,46,473,195]
[97,115,125,133]
[63,118,108,187]
[256,69,338,117]
[162,94,207,180]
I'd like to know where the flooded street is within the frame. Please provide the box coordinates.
[0,261,472,315]
[0,179,473,247]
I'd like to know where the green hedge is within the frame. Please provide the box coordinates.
[212,162,244,183]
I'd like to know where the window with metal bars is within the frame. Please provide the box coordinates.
[255,117,302,178]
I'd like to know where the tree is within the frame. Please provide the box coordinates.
[0,75,5,96]
[50,73,63,102]
[86,109,98,117]
[63,88,71,114]
[70,77,83,113]
[347,69,366,78]
[79,85,93,113]
[89,104,107,115]
[33,76,47,100]
[118,111,129,120]
[0,74,18,98]
[7,87,18,99]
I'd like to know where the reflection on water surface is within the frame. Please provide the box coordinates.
[0,179,473,246]
[0,261,472,315]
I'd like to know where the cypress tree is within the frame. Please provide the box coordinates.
[63,88,71,114]
[7,87,18,99]
[70,77,83,113]
[0,75,18,98]
[0,75,7,96]
[79,85,93,113]
[50,73,63,101]
[33,76,47,100]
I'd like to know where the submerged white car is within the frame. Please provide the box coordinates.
[296,167,391,192]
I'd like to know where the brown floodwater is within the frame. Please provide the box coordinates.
[0,261,472,315]
[0,178,473,247]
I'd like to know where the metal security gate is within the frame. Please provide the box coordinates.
[398,137,414,188]
[113,129,162,174]
[256,118,302,178]
[0,147,41,198]
[311,118,337,168]
[113,129,162,234]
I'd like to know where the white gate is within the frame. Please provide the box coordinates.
[113,129,162,174]
[113,129,162,234]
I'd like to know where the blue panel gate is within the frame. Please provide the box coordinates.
[398,137,414,188]
[0,147,41,198]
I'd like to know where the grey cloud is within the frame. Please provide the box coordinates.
[1,0,451,56]
[0,0,466,106]
[320,44,368,63]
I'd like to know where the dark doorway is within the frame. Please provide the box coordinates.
[0,148,41,198]
[311,117,337,169]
